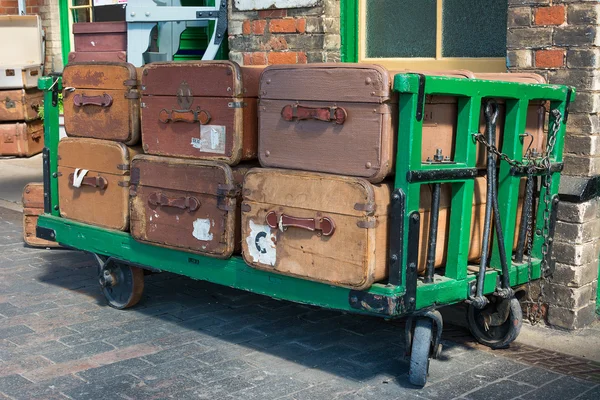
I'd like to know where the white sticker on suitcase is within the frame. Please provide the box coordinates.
[191,125,226,154]
[246,220,276,266]
[192,218,214,241]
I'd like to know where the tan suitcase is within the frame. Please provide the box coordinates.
[22,183,61,248]
[129,155,248,258]
[58,138,141,231]
[0,120,44,157]
[62,62,140,145]
[0,89,43,121]
[241,169,524,289]
[140,61,261,165]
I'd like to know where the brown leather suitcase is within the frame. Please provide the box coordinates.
[129,155,248,258]
[241,169,523,289]
[140,61,261,165]
[258,64,396,183]
[62,62,140,145]
[0,89,43,121]
[68,51,127,63]
[73,22,127,52]
[0,120,44,157]
[22,183,61,248]
[58,138,141,231]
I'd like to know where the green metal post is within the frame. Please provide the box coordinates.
[38,76,62,217]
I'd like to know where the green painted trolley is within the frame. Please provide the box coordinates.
[36,73,574,386]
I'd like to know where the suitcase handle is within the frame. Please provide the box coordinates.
[281,105,347,125]
[148,192,200,212]
[73,93,113,108]
[68,173,108,190]
[265,211,335,236]
[158,108,211,125]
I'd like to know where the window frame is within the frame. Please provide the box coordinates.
[356,0,507,72]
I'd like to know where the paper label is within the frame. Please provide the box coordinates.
[194,125,226,154]
[246,220,277,266]
[192,218,214,241]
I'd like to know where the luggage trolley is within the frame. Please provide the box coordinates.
[36,73,574,386]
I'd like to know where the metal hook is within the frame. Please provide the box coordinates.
[484,100,499,126]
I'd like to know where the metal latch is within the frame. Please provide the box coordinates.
[4,97,15,109]
[177,81,193,110]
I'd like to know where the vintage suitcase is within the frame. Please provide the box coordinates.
[476,73,547,159]
[241,169,523,289]
[57,138,141,231]
[416,72,546,166]
[0,89,42,121]
[258,64,396,183]
[0,120,43,157]
[22,183,61,248]
[0,15,43,89]
[62,62,140,145]
[68,51,127,63]
[141,61,261,165]
[129,155,248,258]
[73,22,127,52]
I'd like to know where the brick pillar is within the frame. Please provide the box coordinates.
[507,0,600,329]
[227,0,341,65]
[39,0,63,73]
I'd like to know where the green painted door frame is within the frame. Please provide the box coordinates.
[340,0,358,62]
[59,0,71,67]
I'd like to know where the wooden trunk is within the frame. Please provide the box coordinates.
[62,62,140,145]
[22,183,61,248]
[129,155,247,258]
[0,120,44,157]
[73,22,127,52]
[58,138,140,231]
[241,168,391,290]
[141,61,261,165]
[258,64,396,183]
[68,51,127,63]
[242,170,524,288]
[0,89,43,121]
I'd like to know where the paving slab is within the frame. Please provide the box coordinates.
[0,205,599,399]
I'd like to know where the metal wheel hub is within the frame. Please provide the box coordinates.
[99,269,117,288]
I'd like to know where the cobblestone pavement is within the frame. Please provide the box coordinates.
[1,206,599,400]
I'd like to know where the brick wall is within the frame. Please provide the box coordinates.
[227,0,340,65]
[507,0,600,329]
[0,0,63,73]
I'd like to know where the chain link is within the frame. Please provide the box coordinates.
[473,110,563,325]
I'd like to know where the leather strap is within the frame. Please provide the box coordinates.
[73,93,113,108]
[148,192,200,212]
[68,173,108,190]
[265,211,335,236]
[158,108,211,124]
[281,104,347,125]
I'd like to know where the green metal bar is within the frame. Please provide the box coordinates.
[340,0,358,63]
[445,97,480,280]
[490,99,529,283]
[59,0,71,67]
[38,76,62,217]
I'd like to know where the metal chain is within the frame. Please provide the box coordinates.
[472,110,563,324]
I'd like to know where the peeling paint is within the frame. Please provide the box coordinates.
[234,0,318,11]
[246,220,276,266]
[192,218,214,241]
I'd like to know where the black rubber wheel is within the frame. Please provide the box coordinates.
[468,297,522,349]
[99,261,145,310]
[408,318,433,387]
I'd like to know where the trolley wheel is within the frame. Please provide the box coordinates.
[467,297,522,349]
[99,261,145,310]
[408,318,433,387]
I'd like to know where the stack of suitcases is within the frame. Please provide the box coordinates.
[57,60,547,291]
[0,15,45,157]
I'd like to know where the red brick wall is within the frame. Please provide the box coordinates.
[0,0,43,15]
